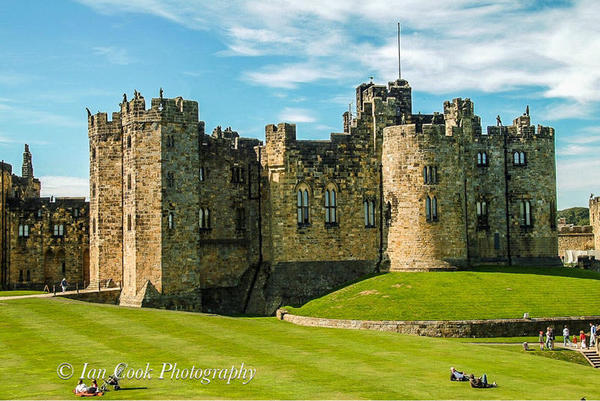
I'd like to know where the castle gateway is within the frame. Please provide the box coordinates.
[88,79,558,314]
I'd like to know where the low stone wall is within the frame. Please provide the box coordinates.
[277,310,600,338]
[61,289,121,305]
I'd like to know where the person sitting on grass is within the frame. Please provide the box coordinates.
[75,379,88,394]
[450,367,468,381]
[469,373,497,389]
[88,379,98,394]
[522,342,530,351]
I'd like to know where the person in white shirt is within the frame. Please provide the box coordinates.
[450,367,467,381]
[563,325,571,346]
[590,322,597,347]
[75,380,88,394]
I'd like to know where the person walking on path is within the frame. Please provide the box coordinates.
[563,325,571,347]
[580,330,587,349]
[538,331,545,350]
[590,323,597,347]
[545,327,554,350]
[60,277,68,293]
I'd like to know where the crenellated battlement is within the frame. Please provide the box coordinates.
[355,79,412,117]
[90,91,200,127]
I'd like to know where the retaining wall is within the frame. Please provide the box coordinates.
[277,309,600,338]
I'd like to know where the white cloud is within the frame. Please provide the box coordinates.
[76,0,600,116]
[39,176,89,199]
[278,107,316,123]
[93,46,134,65]
[244,62,349,89]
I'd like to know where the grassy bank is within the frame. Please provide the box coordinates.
[285,266,600,321]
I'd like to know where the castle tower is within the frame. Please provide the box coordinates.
[116,92,202,307]
[88,109,123,288]
[382,122,468,270]
[21,144,33,179]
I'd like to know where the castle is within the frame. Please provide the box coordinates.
[87,79,559,314]
[0,145,89,290]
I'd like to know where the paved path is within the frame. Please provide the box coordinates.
[0,287,120,301]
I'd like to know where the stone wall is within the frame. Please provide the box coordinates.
[62,288,121,305]
[558,225,594,257]
[278,310,599,338]
[589,197,600,250]
[8,198,89,289]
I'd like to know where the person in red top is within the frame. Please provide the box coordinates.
[580,330,587,349]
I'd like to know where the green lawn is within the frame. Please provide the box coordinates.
[0,290,45,297]
[0,297,599,399]
[285,266,600,321]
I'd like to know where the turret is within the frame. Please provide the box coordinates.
[21,144,33,179]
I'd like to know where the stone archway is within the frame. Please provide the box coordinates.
[82,248,90,286]
[56,249,66,280]
[43,249,55,285]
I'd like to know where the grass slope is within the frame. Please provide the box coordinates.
[286,266,600,321]
[0,290,45,297]
[0,297,599,399]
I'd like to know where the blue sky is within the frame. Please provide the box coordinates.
[0,0,599,208]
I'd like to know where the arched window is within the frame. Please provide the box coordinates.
[297,186,310,226]
[325,186,337,225]
[476,199,488,228]
[199,208,211,230]
[53,224,64,237]
[18,224,29,238]
[520,200,532,227]
[424,166,438,184]
[513,151,526,166]
[432,196,438,221]
[364,199,375,227]
[477,152,488,167]
[425,196,432,221]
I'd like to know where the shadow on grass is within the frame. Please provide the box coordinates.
[465,265,600,280]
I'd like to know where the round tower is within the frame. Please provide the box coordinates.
[382,123,468,270]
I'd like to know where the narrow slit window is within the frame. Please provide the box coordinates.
[426,197,432,221]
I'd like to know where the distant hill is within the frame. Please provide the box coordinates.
[558,207,589,226]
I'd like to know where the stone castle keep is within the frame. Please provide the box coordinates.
[86,79,558,314]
